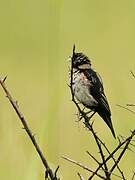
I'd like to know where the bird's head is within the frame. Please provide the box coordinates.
[72,52,91,69]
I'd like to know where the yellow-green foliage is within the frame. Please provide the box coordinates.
[0,0,135,179]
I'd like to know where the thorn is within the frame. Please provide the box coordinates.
[117,136,122,145]
[33,133,36,137]
[119,135,126,142]
[82,107,85,111]
[130,129,135,135]
[75,112,83,121]
[3,76,7,83]
[130,70,135,78]
[15,100,19,108]
[67,83,71,88]
[73,44,76,54]
[79,116,83,121]
[91,120,94,127]
[54,165,60,177]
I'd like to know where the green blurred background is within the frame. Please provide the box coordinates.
[0,0,135,179]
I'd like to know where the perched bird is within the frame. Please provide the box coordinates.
[72,51,116,138]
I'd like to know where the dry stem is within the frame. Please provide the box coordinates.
[0,78,59,180]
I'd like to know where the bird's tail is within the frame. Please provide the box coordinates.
[97,111,116,139]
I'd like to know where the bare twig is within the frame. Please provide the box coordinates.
[85,121,110,179]
[62,156,105,179]
[132,171,135,180]
[130,71,135,78]
[97,138,126,180]
[77,172,84,180]
[0,78,59,180]
[88,131,135,180]
[126,104,135,106]
[109,135,132,174]
[86,151,101,166]
[117,104,135,115]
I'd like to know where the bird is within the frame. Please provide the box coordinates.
[71,50,116,138]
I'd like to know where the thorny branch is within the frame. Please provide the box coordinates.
[88,131,135,180]
[109,136,132,174]
[96,138,126,180]
[64,45,135,180]
[0,78,60,180]
[62,156,105,179]
[70,45,110,179]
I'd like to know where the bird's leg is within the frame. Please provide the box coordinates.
[85,110,92,115]
[77,107,88,120]
[88,111,96,120]
[79,108,91,119]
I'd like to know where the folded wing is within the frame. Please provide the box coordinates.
[84,69,116,138]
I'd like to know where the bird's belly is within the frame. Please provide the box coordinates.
[73,73,97,108]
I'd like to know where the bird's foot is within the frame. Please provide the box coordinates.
[85,110,92,115]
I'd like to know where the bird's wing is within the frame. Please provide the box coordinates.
[83,68,111,115]
[83,68,115,138]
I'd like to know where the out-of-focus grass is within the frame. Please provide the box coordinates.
[0,0,135,179]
